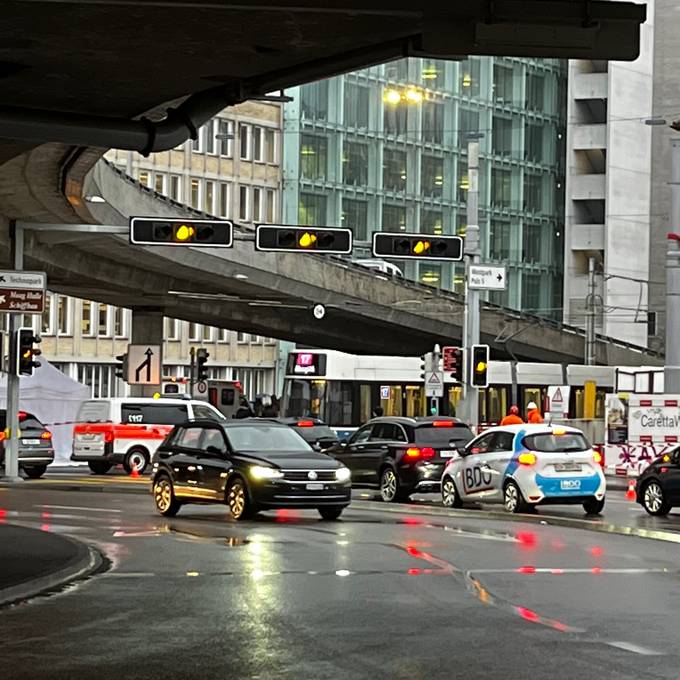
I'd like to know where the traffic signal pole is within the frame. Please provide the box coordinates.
[462,139,481,430]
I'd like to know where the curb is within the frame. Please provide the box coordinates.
[0,480,148,495]
[0,527,104,608]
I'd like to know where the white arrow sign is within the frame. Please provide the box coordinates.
[127,344,161,385]
[468,265,507,290]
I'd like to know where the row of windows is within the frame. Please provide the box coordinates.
[190,119,279,164]
[164,319,276,345]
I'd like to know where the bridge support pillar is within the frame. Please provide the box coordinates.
[129,308,164,397]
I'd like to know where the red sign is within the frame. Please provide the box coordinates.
[442,346,462,372]
[0,288,45,313]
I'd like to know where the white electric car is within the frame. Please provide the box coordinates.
[440,424,606,515]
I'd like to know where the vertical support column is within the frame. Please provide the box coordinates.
[585,256,596,365]
[129,309,164,398]
[666,139,680,393]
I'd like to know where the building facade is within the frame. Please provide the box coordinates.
[282,56,567,317]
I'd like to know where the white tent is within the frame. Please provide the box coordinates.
[0,360,90,463]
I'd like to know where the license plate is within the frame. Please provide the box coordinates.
[79,434,96,441]
[555,462,581,472]
[21,439,41,446]
[441,450,458,458]
[560,479,581,490]
[306,483,324,491]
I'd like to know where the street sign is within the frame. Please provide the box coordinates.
[425,371,444,397]
[196,380,208,394]
[547,385,570,416]
[0,271,46,314]
[313,304,326,320]
[380,385,391,399]
[127,344,161,385]
[468,265,507,291]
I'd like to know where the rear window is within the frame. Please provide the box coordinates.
[293,425,337,442]
[121,403,188,425]
[77,400,110,422]
[522,433,590,452]
[415,425,474,447]
[0,412,42,430]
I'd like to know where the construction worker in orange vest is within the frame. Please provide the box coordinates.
[526,401,544,424]
[500,405,524,426]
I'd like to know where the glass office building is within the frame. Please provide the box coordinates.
[282,57,567,318]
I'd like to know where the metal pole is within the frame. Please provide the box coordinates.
[3,221,23,482]
[463,139,481,430]
[189,346,196,398]
[585,256,596,365]
[666,140,680,392]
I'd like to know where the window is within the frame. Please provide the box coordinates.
[491,167,512,207]
[421,209,443,235]
[174,426,203,449]
[382,204,407,232]
[524,172,542,212]
[154,173,166,194]
[421,61,443,88]
[522,273,542,312]
[218,183,230,218]
[421,155,444,197]
[203,325,214,342]
[201,427,228,451]
[421,100,444,144]
[218,119,233,157]
[56,296,70,335]
[300,134,327,179]
[490,219,511,260]
[648,311,657,337]
[190,177,201,209]
[344,81,369,129]
[525,122,543,163]
[239,185,249,221]
[491,432,515,452]
[492,116,513,156]
[493,64,514,103]
[192,126,205,153]
[41,294,53,335]
[219,328,229,343]
[265,189,276,222]
[81,300,94,336]
[98,304,110,337]
[385,59,409,83]
[383,147,407,192]
[459,107,480,142]
[526,73,545,111]
[250,334,261,344]
[371,423,406,442]
[341,199,368,241]
[204,180,215,213]
[459,58,481,97]
[299,193,326,226]
[384,101,408,137]
[169,175,181,201]
[165,317,179,341]
[342,141,368,185]
[523,223,542,263]
[205,119,217,155]
[113,307,125,338]
[419,262,442,287]
[301,80,329,120]
[265,128,276,163]
[350,425,373,445]
[237,332,249,343]
[253,126,264,162]
[239,124,251,160]
[189,323,200,341]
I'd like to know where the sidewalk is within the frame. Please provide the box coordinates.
[0,524,101,606]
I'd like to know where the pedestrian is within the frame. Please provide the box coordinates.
[372,406,384,418]
[500,405,524,426]
[526,401,544,424]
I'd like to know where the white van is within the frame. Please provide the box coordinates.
[71,397,224,475]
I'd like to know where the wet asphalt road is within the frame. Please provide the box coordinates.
[1,487,680,679]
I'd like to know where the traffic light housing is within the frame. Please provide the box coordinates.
[419,352,432,380]
[115,353,128,381]
[255,225,352,254]
[17,328,41,376]
[372,232,463,261]
[196,348,210,381]
[130,217,233,248]
[470,344,490,388]
[443,346,464,383]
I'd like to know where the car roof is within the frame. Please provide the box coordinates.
[180,418,291,429]
[367,416,469,428]
[85,397,202,405]
[479,424,584,435]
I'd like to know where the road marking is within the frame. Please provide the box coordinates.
[40,504,123,513]
[606,641,664,655]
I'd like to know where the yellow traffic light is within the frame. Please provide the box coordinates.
[405,88,423,103]
[383,88,401,105]
[175,224,195,242]
[476,361,487,373]
[413,240,431,255]
[298,232,318,248]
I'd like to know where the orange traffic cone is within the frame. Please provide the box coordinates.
[625,480,636,501]
[130,466,140,478]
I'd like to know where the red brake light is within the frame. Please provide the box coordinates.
[18,411,27,421]
[405,447,435,459]
[41,431,52,440]
[103,431,114,443]
[297,420,314,427]
[421,447,435,458]
[432,421,453,428]
[0,431,5,442]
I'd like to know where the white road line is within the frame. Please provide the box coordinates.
[39,504,122,513]
[606,640,664,655]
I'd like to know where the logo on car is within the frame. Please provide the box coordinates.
[307,470,318,480]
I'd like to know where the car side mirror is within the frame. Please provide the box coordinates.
[312,442,322,451]
[672,450,680,465]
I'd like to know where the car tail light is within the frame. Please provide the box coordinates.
[297,420,314,427]
[103,430,114,443]
[41,431,52,441]
[0,431,6,442]
[405,447,435,460]
[18,411,27,421]
[234,381,242,392]
[432,421,453,428]
[518,452,537,466]
[593,450,603,465]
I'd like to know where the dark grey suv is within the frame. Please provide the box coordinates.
[0,410,54,479]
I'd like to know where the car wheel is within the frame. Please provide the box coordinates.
[504,480,531,514]
[153,475,181,517]
[318,506,344,521]
[123,448,149,475]
[583,497,605,515]
[88,460,112,475]
[441,476,463,508]
[642,481,671,516]
[227,477,255,520]
[23,465,47,480]
[379,467,401,503]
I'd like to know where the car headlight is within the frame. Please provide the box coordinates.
[335,466,351,482]
[250,465,284,480]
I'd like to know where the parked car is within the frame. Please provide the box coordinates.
[0,410,54,479]
[635,447,680,516]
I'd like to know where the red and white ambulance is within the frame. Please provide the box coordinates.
[71,397,224,474]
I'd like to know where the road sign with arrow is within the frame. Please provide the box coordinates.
[468,265,507,291]
[127,344,161,385]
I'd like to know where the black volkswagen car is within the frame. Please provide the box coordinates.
[151,419,351,521]
[636,447,680,516]
[328,416,474,502]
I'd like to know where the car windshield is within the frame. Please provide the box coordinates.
[293,425,337,442]
[522,432,590,452]
[226,425,313,453]
[415,426,473,447]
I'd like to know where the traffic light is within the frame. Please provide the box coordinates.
[196,348,210,381]
[115,352,128,381]
[130,217,233,248]
[17,328,41,376]
[419,352,433,380]
[443,346,464,383]
[372,232,463,261]
[255,225,352,254]
[470,344,490,388]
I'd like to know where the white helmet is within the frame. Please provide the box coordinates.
[527,401,538,410]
